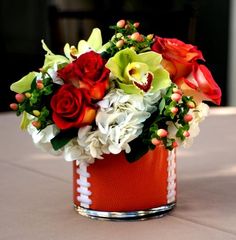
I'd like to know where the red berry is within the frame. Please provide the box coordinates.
[36,82,44,89]
[157,129,168,138]
[171,107,178,114]
[117,20,126,28]
[184,114,193,122]
[172,141,178,148]
[15,93,25,103]
[133,22,140,28]
[9,103,18,111]
[151,138,161,146]
[183,131,190,137]
[32,121,41,129]
[172,88,182,95]
[187,101,196,109]
[171,93,182,102]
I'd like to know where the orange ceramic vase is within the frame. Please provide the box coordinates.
[73,145,176,220]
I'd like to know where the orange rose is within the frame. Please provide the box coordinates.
[151,37,204,81]
[176,64,222,105]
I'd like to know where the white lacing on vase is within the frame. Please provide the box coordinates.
[167,150,176,204]
[76,162,92,208]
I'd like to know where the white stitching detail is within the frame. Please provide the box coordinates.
[76,162,92,208]
[167,150,176,204]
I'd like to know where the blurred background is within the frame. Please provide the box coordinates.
[0,0,234,112]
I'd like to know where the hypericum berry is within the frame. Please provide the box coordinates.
[130,46,136,51]
[151,138,161,146]
[172,88,182,95]
[32,121,41,129]
[171,93,182,102]
[15,93,25,103]
[25,92,32,98]
[116,39,124,48]
[133,22,140,28]
[157,129,168,138]
[9,103,18,111]
[186,101,196,109]
[184,114,193,123]
[147,34,154,40]
[117,19,126,28]
[36,82,44,89]
[183,131,190,137]
[131,32,143,42]
[171,107,178,114]
[32,110,41,117]
[172,141,178,148]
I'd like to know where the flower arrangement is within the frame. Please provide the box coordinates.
[10,19,221,164]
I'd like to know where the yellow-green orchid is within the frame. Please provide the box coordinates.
[10,72,36,93]
[105,48,171,94]
[41,40,69,72]
[64,28,110,61]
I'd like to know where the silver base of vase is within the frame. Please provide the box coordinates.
[74,202,176,221]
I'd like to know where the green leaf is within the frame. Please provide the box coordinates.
[50,129,78,150]
[125,138,150,163]
[159,98,165,114]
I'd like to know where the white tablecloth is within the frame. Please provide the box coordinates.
[1,108,236,240]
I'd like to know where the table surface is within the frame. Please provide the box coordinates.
[1,107,236,240]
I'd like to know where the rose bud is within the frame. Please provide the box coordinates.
[9,103,18,111]
[184,114,193,122]
[157,129,168,138]
[171,93,182,102]
[183,131,190,137]
[171,107,178,114]
[117,19,126,28]
[15,93,25,103]
[32,121,41,129]
[151,138,161,146]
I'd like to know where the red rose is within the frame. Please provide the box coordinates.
[151,36,204,81]
[176,64,222,105]
[50,84,97,130]
[58,51,110,100]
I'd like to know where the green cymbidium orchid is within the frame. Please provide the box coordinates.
[64,28,110,61]
[105,48,171,94]
[41,40,69,72]
[10,72,36,93]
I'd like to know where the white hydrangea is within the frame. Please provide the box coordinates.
[27,123,62,155]
[63,89,152,163]
[182,102,209,147]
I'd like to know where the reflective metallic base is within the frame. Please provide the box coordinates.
[74,202,176,221]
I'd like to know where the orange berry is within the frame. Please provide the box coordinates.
[117,20,126,28]
[184,114,193,123]
[157,129,168,138]
[9,103,18,111]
